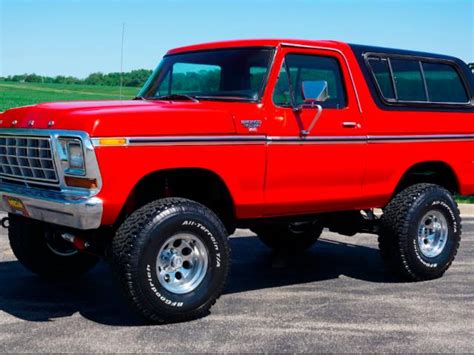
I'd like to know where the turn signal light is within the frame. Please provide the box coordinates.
[97,138,127,146]
[65,176,98,189]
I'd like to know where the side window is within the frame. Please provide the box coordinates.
[366,54,470,106]
[422,62,468,103]
[390,59,427,102]
[273,54,347,109]
[367,57,395,99]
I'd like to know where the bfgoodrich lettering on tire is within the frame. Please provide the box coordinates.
[378,183,461,281]
[112,198,230,324]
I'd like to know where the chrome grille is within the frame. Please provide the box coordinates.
[0,135,59,185]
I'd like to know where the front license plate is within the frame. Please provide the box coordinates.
[4,196,29,216]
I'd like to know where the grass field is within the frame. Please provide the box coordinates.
[0,82,140,112]
[457,196,474,203]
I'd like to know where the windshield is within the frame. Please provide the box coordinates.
[139,47,275,101]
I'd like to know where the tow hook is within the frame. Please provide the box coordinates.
[1,217,9,229]
[61,232,91,251]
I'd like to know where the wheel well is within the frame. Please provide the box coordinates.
[394,161,459,195]
[119,168,236,234]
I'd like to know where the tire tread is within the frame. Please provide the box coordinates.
[378,183,461,281]
[112,197,230,323]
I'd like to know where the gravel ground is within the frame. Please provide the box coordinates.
[0,210,473,353]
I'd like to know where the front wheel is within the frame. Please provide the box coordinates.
[378,183,461,281]
[112,198,230,324]
[8,214,99,279]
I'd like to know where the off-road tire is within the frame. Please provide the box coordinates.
[8,214,99,279]
[111,198,230,324]
[252,221,323,251]
[378,183,461,281]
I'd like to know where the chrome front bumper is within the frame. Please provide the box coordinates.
[0,184,103,230]
[0,128,103,230]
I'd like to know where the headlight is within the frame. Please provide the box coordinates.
[58,138,86,176]
[68,141,84,169]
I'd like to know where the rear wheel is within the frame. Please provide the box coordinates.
[378,183,461,281]
[252,221,323,251]
[112,198,230,324]
[8,214,99,279]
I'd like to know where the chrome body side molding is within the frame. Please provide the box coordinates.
[92,134,474,147]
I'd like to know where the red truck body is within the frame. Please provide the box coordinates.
[1,39,472,229]
[1,39,473,324]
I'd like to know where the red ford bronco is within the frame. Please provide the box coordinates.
[0,39,473,323]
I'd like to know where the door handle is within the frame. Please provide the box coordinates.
[342,121,360,128]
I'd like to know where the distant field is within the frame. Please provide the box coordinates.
[0,82,140,111]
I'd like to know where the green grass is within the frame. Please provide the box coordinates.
[456,195,474,204]
[0,82,140,112]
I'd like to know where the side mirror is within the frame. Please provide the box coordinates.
[301,80,329,104]
[298,80,329,136]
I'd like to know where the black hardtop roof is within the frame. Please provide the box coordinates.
[349,43,473,112]
[349,43,464,63]
[349,43,473,90]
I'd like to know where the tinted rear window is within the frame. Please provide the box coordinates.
[390,59,427,102]
[366,54,470,106]
[367,57,395,99]
[422,62,469,103]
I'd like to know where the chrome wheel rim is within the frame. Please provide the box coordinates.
[417,210,448,258]
[156,233,208,294]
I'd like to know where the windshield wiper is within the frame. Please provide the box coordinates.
[133,96,145,100]
[153,94,199,102]
[195,95,256,102]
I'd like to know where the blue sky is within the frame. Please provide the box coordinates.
[1,0,473,78]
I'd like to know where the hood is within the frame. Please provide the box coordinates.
[0,100,237,137]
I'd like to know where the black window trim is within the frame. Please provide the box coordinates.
[364,52,473,108]
[272,51,348,110]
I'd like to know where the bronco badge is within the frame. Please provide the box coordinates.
[241,119,262,132]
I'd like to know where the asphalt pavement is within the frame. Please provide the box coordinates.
[0,210,473,352]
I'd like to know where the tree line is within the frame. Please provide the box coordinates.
[0,69,153,87]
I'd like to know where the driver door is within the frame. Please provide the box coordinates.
[263,47,366,216]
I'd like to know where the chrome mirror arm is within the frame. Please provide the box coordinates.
[300,104,323,136]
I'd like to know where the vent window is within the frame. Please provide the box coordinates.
[367,57,395,100]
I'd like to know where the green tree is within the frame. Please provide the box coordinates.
[25,74,42,83]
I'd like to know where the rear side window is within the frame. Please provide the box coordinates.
[390,59,427,102]
[367,57,395,99]
[366,54,470,106]
[422,62,469,103]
